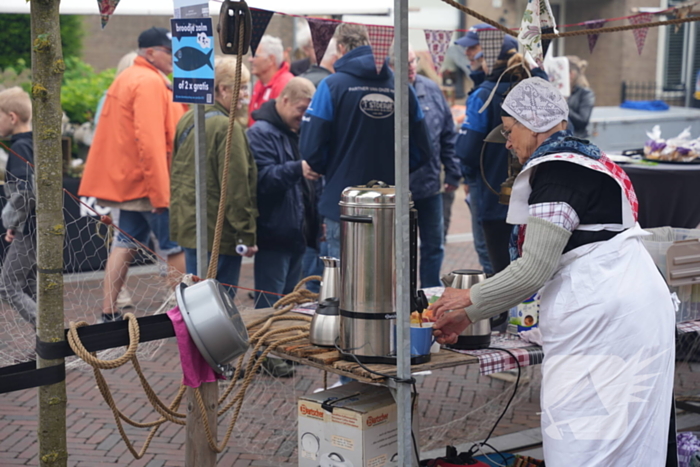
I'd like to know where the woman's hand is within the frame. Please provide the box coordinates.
[428,287,472,321]
[429,288,473,345]
[432,309,472,345]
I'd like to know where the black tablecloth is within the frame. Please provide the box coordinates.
[622,163,700,229]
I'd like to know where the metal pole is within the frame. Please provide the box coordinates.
[194,105,208,277]
[393,0,414,465]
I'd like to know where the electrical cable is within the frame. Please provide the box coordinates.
[333,339,416,384]
[465,346,521,465]
[411,382,421,465]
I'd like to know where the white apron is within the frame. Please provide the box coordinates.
[508,153,676,466]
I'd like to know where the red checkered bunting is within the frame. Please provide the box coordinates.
[424,29,453,73]
[449,335,544,375]
[98,0,120,28]
[367,24,395,74]
[677,320,700,335]
[630,13,653,55]
[477,29,505,74]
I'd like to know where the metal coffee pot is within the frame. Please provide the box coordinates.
[440,269,506,350]
[309,297,340,347]
[319,257,340,302]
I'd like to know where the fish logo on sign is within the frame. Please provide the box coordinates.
[175,47,214,71]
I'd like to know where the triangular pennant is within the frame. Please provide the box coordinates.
[518,0,558,67]
[250,8,275,57]
[675,5,694,33]
[423,29,453,73]
[97,0,120,28]
[366,24,395,74]
[630,13,653,55]
[584,19,606,54]
[308,18,339,66]
[477,28,505,73]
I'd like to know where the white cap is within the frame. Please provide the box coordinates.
[501,77,569,133]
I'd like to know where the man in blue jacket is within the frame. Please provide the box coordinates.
[389,46,462,287]
[248,77,321,310]
[299,23,431,259]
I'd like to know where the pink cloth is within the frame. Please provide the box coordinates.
[167,306,224,388]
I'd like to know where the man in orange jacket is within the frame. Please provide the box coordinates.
[80,27,187,322]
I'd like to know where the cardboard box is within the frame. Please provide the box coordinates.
[298,382,418,467]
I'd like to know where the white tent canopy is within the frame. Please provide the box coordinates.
[0,0,394,16]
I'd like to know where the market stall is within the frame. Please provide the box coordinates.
[621,162,700,228]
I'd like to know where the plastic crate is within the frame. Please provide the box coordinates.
[642,227,700,323]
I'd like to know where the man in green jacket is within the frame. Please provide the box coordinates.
[170,56,258,296]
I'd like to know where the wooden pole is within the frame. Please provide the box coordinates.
[186,384,218,466]
[30,0,68,465]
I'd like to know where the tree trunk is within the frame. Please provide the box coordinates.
[30,1,68,466]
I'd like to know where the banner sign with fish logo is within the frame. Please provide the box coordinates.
[171,18,215,105]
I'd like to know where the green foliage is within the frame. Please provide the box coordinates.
[0,14,84,70]
[61,57,115,124]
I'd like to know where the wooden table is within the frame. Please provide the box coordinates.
[240,307,480,384]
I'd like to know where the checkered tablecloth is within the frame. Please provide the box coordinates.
[448,335,544,376]
[677,319,700,334]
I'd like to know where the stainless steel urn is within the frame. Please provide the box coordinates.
[338,181,419,364]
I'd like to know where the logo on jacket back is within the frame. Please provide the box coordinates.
[359,93,394,119]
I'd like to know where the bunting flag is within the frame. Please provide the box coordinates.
[250,8,275,56]
[675,5,694,33]
[518,0,558,67]
[477,28,505,73]
[97,0,120,28]
[367,24,395,73]
[584,19,606,54]
[424,29,453,73]
[630,13,653,55]
[308,18,339,65]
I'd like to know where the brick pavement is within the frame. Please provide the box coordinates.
[0,186,698,465]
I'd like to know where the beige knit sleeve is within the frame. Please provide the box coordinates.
[464,216,571,323]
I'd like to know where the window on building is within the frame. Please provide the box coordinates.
[663,0,700,95]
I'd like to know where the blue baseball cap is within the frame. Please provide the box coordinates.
[454,23,489,48]
[456,25,519,58]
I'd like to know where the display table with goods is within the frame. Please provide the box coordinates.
[607,125,700,229]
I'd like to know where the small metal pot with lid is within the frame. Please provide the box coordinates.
[441,269,507,350]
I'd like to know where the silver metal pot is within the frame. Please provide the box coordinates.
[309,298,340,347]
[338,181,418,364]
[175,279,250,373]
[441,269,491,350]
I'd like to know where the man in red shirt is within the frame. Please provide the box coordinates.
[248,35,294,126]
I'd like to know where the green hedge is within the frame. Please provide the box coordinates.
[0,14,84,70]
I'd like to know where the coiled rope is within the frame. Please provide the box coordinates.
[66,275,323,458]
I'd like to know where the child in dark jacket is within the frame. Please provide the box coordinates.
[0,87,36,328]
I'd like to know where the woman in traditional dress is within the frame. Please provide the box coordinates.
[431,77,675,466]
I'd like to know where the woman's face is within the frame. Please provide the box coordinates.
[502,116,536,164]
[217,82,249,111]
